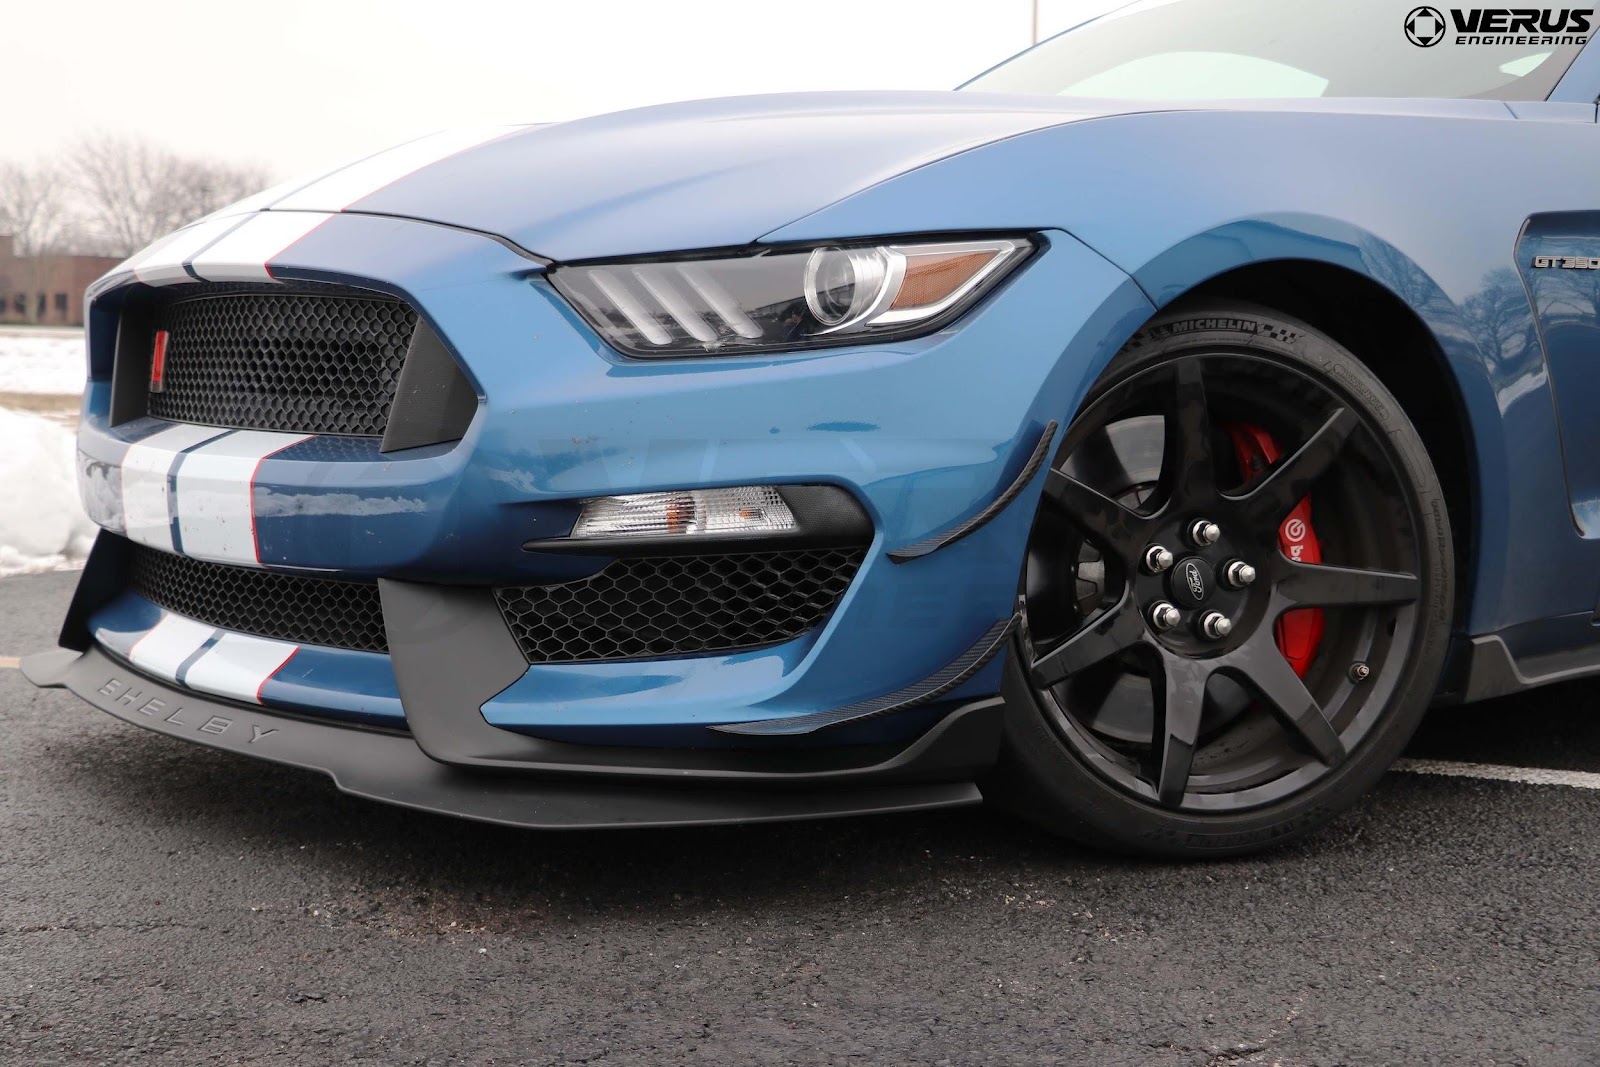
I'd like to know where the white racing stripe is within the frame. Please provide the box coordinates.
[270,125,522,212]
[120,425,233,552]
[188,211,334,282]
[127,613,216,682]
[129,216,249,285]
[188,171,344,227]
[115,609,300,704]
[1392,758,1600,790]
[174,430,312,565]
[182,632,298,706]
[98,125,522,288]
[106,231,182,285]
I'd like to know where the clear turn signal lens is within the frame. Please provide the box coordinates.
[569,487,798,540]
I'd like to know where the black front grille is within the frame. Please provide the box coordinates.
[495,549,866,663]
[147,287,417,437]
[128,545,388,653]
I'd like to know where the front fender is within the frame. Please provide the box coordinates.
[1126,216,1533,640]
[771,104,1590,639]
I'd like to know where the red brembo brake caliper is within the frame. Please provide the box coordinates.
[1226,424,1325,676]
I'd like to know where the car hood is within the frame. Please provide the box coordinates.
[264,91,1146,262]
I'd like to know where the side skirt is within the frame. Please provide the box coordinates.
[1452,633,1600,703]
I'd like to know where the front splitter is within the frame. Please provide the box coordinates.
[22,645,984,830]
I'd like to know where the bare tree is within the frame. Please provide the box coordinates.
[0,159,77,322]
[176,156,268,215]
[0,159,70,255]
[69,135,269,256]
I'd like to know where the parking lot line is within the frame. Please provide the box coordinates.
[1393,758,1600,791]
[0,656,18,670]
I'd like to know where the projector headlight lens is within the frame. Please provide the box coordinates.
[804,246,891,329]
[551,235,1033,357]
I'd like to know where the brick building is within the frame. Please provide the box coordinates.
[0,235,120,326]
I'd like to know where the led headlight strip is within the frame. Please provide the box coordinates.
[550,235,1035,357]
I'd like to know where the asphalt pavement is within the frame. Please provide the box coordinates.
[2,569,1597,1066]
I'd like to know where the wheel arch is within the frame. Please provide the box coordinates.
[1053,210,1530,650]
[1156,259,1479,634]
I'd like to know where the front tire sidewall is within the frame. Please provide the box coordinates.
[989,304,1455,859]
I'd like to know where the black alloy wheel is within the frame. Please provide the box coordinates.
[991,303,1453,857]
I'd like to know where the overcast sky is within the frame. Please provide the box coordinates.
[5,0,1118,181]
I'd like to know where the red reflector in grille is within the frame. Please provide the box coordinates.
[149,329,170,393]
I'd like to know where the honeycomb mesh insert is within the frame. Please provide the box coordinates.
[146,287,417,436]
[128,545,388,653]
[495,549,866,663]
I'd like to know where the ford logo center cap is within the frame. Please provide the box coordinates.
[1170,557,1214,608]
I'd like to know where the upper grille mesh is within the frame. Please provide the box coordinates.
[495,549,865,663]
[128,545,388,653]
[146,288,417,437]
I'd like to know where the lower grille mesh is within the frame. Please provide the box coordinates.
[128,546,388,653]
[495,549,865,663]
[127,545,864,665]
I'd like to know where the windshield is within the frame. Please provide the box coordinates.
[962,0,1585,101]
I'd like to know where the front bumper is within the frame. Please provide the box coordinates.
[23,645,996,828]
[56,209,1151,773]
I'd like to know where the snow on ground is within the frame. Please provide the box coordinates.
[0,329,93,575]
[0,326,88,396]
[0,405,96,577]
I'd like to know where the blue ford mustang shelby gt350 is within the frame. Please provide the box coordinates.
[24,0,1600,855]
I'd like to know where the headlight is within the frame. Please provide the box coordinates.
[549,235,1034,357]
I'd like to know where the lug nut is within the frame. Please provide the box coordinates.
[1349,662,1371,683]
[1199,611,1233,640]
[1143,545,1175,574]
[1148,602,1182,632]
[1224,560,1257,588]
[1188,519,1222,546]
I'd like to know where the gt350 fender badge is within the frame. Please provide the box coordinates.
[1533,255,1600,270]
